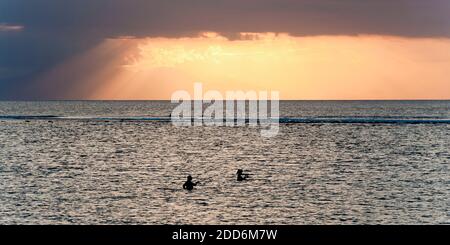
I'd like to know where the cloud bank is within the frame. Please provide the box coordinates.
[0,23,23,32]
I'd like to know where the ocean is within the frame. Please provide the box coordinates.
[0,100,448,224]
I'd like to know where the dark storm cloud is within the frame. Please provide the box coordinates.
[2,0,450,38]
[1,0,450,99]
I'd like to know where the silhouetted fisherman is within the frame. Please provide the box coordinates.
[236,169,250,181]
[183,175,200,191]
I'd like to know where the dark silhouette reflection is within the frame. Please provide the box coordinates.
[183,175,200,191]
[236,169,250,181]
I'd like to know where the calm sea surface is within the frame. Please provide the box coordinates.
[0,101,448,224]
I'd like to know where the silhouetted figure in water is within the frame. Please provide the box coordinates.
[183,175,200,191]
[236,169,250,181]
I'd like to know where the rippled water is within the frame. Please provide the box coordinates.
[0,101,448,224]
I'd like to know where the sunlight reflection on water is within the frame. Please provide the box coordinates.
[0,101,448,224]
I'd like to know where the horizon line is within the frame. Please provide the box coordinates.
[0,99,449,102]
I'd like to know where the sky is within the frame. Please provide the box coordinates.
[1,0,450,100]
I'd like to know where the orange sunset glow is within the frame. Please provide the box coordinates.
[35,32,450,100]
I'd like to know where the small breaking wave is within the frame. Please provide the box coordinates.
[278,117,450,124]
[1,115,450,124]
[0,115,60,120]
